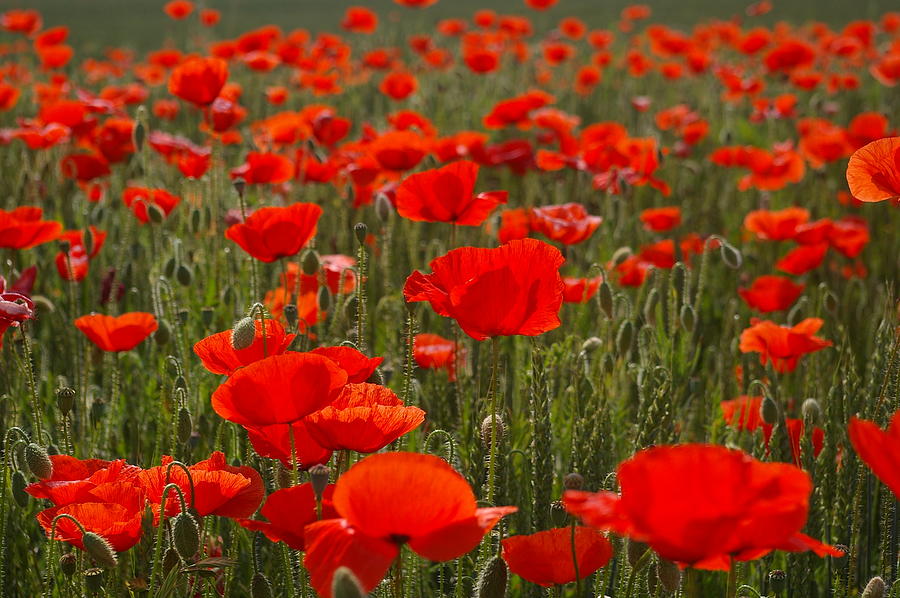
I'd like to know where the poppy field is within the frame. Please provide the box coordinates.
[2,0,900,597]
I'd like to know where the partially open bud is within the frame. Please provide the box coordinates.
[231,317,256,350]
[83,532,118,569]
[581,337,602,354]
[801,398,822,427]
[760,396,779,426]
[563,472,584,491]
[59,552,77,577]
[332,567,366,598]
[251,573,274,598]
[173,512,201,561]
[353,222,368,245]
[480,414,506,449]
[57,386,76,416]
[768,570,786,594]
[475,555,508,598]
[84,568,104,593]
[302,249,321,276]
[656,558,681,592]
[862,576,886,598]
[25,443,53,480]
[309,464,330,502]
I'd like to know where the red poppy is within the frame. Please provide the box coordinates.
[1,9,42,35]
[243,420,332,470]
[239,483,339,550]
[393,0,439,7]
[304,452,516,597]
[342,7,378,34]
[230,151,295,184]
[224,202,320,263]
[0,276,34,350]
[525,0,557,8]
[739,318,831,373]
[721,395,769,440]
[26,457,141,506]
[395,161,507,226]
[211,352,347,426]
[122,187,181,223]
[483,90,555,130]
[168,56,228,107]
[828,218,869,259]
[309,346,383,383]
[379,72,418,101]
[0,83,20,111]
[738,276,805,313]
[200,8,220,26]
[775,243,829,275]
[848,410,900,499]
[137,452,263,521]
[369,131,427,172]
[55,227,107,282]
[845,137,900,203]
[640,207,681,232]
[403,239,565,341]
[502,527,613,587]
[413,333,462,381]
[194,319,296,375]
[785,419,825,467]
[529,203,602,245]
[38,483,145,552]
[0,207,62,250]
[743,207,809,241]
[163,0,194,19]
[74,312,158,352]
[563,276,602,303]
[564,444,842,570]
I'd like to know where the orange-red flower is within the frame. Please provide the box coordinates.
[403,239,565,341]
[230,151,295,184]
[848,410,900,499]
[239,483,338,550]
[1,9,42,35]
[413,333,462,381]
[394,161,507,226]
[243,420,332,470]
[529,203,602,245]
[163,0,194,19]
[211,352,347,426]
[55,227,107,282]
[563,276,602,303]
[74,312,158,352]
[193,319,296,375]
[380,72,418,101]
[309,346,383,383]
[639,206,681,232]
[738,318,831,373]
[122,187,181,223]
[564,444,842,570]
[0,207,62,250]
[738,276,805,313]
[168,56,228,106]
[224,203,321,262]
[342,7,378,34]
[502,527,613,587]
[304,452,516,597]
[845,137,900,203]
[26,457,141,506]
[743,207,809,241]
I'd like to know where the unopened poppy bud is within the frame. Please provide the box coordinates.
[309,464,330,501]
[332,567,366,598]
[59,553,77,577]
[57,386,76,416]
[176,264,193,286]
[760,396,779,426]
[801,398,822,426]
[824,290,839,315]
[251,572,274,598]
[233,177,246,198]
[201,306,214,327]
[679,304,696,333]
[177,407,192,444]
[174,375,187,391]
[353,222,368,245]
[317,285,332,312]
[563,472,584,490]
[82,228,94,256]
[177,308,189,324]
[283,304,299,329]
[90,399,106,425]
[375,193,394,222]
[480,414,506,449]
[147,203,166,224]
[656,558,681,592]
[190,207,202,233]
[25,443,53,480]
[549,500,568,527]
[231,317,256,350]
[164,257,177,278]
[598,281,614,318]
[719,242,742,269]
[173,512,201,561]
[616,320,633,356]
[581,337,602,354]
[626,539,649,568]
[301,249,321,275]
[475,555,507,598]
[601,352,615,375]
[154,320,172,346]
[768,570,786,594]
[133,120,145,153]
[11,471,29,507]
[83,568,104,593]
[643,288,659,324]
[862,576,886,598]
[162,547,180,574]
[83,532,118,568]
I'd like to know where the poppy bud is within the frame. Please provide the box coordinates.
[177,309,189,324]
[57,386,76,416]
[332,567,366,598]
[823,290,839,315]
[83,532,118,569]
[302,249,321,276]
[581,337,602,354]
[154,320,172,346]
[719,242,742,269]
[480,414,506,449]
[309,464,330,502]
[188,207,202,234]
[626,539,649,568]
[598,281,614,318]
[317,285,332,313]
[679,304,696,333]
[474,555,507,598]
[801,398,822,427]
[616,320,633,357]
[768,570,786,594]
[231,317,256,350]
[25,443,53,480]
[563,472,584,490]
[283,304,299,329]
[601,352,615,375]
[251,573,274,598]
[83,568,104,593]
[353,222,368,245]
[760,396,779,426]
[177,407,192,444]
[375,193,394,222]
[90,399,107,426]
[233,177,246,198]
[174,375,187,391]
[656,558,681,592]
[198,307,213,328]
[862,576,886,598]
[162,547,180,574]
[222,285,237,305]
[176,264,193,287]
[550,500,568,527]
[59,553,77,577]
[133,119,145,153]
[277,462,292,489]
[147,203,166,225]
[173,512,201,561]
[643,288,659,324]
[11,471,29,507]
[82,228,94,256]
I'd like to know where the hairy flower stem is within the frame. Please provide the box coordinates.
[355,242,368,352]
[486,336,501,505]
[571,522,582,597]
[20,327,42,439]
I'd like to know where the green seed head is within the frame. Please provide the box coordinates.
[25,443,53,480]
[231,317,256,350]
[83,532,118,569]
[474,555,507,598]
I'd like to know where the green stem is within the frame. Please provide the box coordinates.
[486,337,501,504]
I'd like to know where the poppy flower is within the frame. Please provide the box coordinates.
[483,90,555,130]
[1,9,42,35]
[239,483,339,550]
[848,410,900,499]
[304,383,425,453]
[640,207,681,232]
[721,396,770,441]
[193,319,296,375]
[200,8,220,26]
[0,207,62,250]
[342,7,378,34]
[309,346,383,383]
[26,457,141,506]
[380,72,417,101]
[828,218,869,259]
[564,444,842,570]
[230,151,295,184]
[38,483,145,552]
[394,0,439,7]
[168,56,228,107]
[243,420,332,470]
[0,273,35,347]
[0,83,20,111]
[55,227,107,282]
[743,207,809,241]
[845,137,900,203]
[304,452,516,597]
[211,352,347,426]
[413,333,462,381]
[137,452,263,521]
[224,202,321,263]
[74,312,158,352]
[563,276,602,303]
[775,243,828,275]
[369,131,427,172]
[738,276,805,313]
[122,187,181,224]
[525,0,558,9]
[529,203,602,245]
[739,318,831,373]
[403,239,565,341]
[395,161,508,226]
[163,0,194,19]
[501,527,613,587]
[60,153,110,182]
